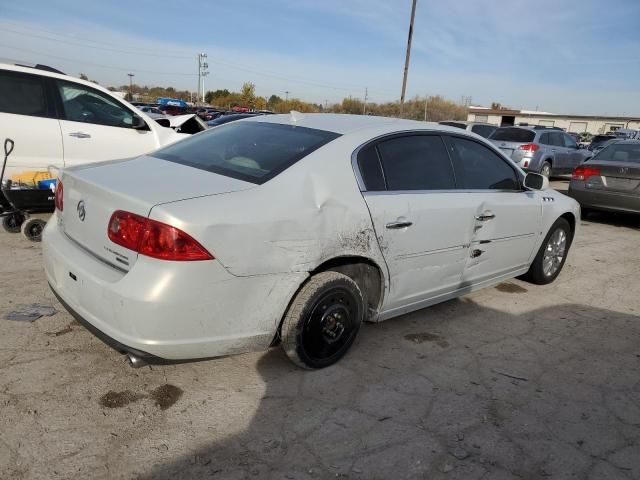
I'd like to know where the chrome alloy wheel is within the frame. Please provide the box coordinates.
[542,227,567,277]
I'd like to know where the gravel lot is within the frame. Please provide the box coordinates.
[1,180,639,480]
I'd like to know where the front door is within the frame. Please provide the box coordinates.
[356,135,477,313]
[446,135,542,285]
[55,80,158,167]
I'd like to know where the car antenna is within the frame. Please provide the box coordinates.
[289,110,304,123]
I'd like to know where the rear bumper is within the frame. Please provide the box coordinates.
[43,216,307,360]
[568,182,640,214]
[49,284,163,362]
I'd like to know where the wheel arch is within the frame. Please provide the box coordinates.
[270,255,386,346]
[559,211,576,241]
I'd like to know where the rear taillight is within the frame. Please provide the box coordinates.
[519,143,539,152]
[108,210,213,261]
[572,166,601,181]
[54,180,63,211]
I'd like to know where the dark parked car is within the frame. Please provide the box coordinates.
[588,134,617,152]
[568,140,640,215]
[206,113,261,127]
[488,126,592,177]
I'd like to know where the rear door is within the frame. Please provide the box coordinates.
[54,79,159,167]
[446,135,542,285]
[0,70,63,180]
[358,134,478,312]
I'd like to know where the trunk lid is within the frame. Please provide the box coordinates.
[59,155,255,270]
[584,160,640,193]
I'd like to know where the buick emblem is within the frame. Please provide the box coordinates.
[77,200,86,222]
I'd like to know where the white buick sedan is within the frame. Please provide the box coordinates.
[43,114,579,369]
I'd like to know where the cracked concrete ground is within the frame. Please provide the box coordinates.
[1,180,639,479]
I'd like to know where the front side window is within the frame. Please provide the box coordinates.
[449,136,520,190]
[154,121,340,184]
[376,135,455,191]
[562,134,578,149]
[0,71,48,117]
[57,81,136,128]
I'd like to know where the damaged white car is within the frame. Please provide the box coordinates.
[43,113,580,369]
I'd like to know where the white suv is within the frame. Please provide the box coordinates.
[0,63,188,180]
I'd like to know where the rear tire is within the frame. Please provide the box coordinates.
[522,218,572,285]
[2,212,25,233]
[21,218,46,242]
[541,161,552,178]
[580,207,593,219]
[281,271,364,369]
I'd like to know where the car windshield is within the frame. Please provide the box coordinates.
[489,128,535,143]
[591,143,640,164]
[154,121,340,184]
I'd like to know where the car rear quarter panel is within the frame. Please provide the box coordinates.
[148,134,388,279]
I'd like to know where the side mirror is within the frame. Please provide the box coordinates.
[131,114,147,130]
[523,172,549,191]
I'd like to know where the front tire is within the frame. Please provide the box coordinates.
[522,218,572,285]
[281,271,364,369]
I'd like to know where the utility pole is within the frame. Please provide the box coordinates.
[400,0,417,117]
[424,95,428,121]
[363,87,368,115]
[284,91,290,111]
[197,53,209,104]
[127,73,134,101]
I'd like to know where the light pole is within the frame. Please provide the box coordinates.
[127,73,134,101]
[400,0,417,117]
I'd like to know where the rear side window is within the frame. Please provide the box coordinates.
[376,135,455,190]
[154,122,340,184]
[548,132,565,147]
[490,128,535,143]
[471,124,496,138]
[449,136,520,190]
[0,71,48,117]
[357,146,385,191]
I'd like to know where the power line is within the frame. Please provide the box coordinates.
[0,24,398,96]
[0,43,198,76]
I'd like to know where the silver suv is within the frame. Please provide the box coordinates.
[489,126,592,176]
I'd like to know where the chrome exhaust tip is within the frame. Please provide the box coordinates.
[126,353,147,369]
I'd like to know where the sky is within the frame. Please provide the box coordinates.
[1,0,639,115]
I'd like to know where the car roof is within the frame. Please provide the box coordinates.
[243,112,453,135]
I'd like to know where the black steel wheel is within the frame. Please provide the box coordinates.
[21,218,46,242]
[2,212,25,233]
[281,271,363,369]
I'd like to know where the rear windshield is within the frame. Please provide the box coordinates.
[489,128,535,143]
[154,121,340,184]
[592,143,640,164]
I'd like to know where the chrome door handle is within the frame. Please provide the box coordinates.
[69,132,91,139]
[475,212,496,221]
[386,221,413,229]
